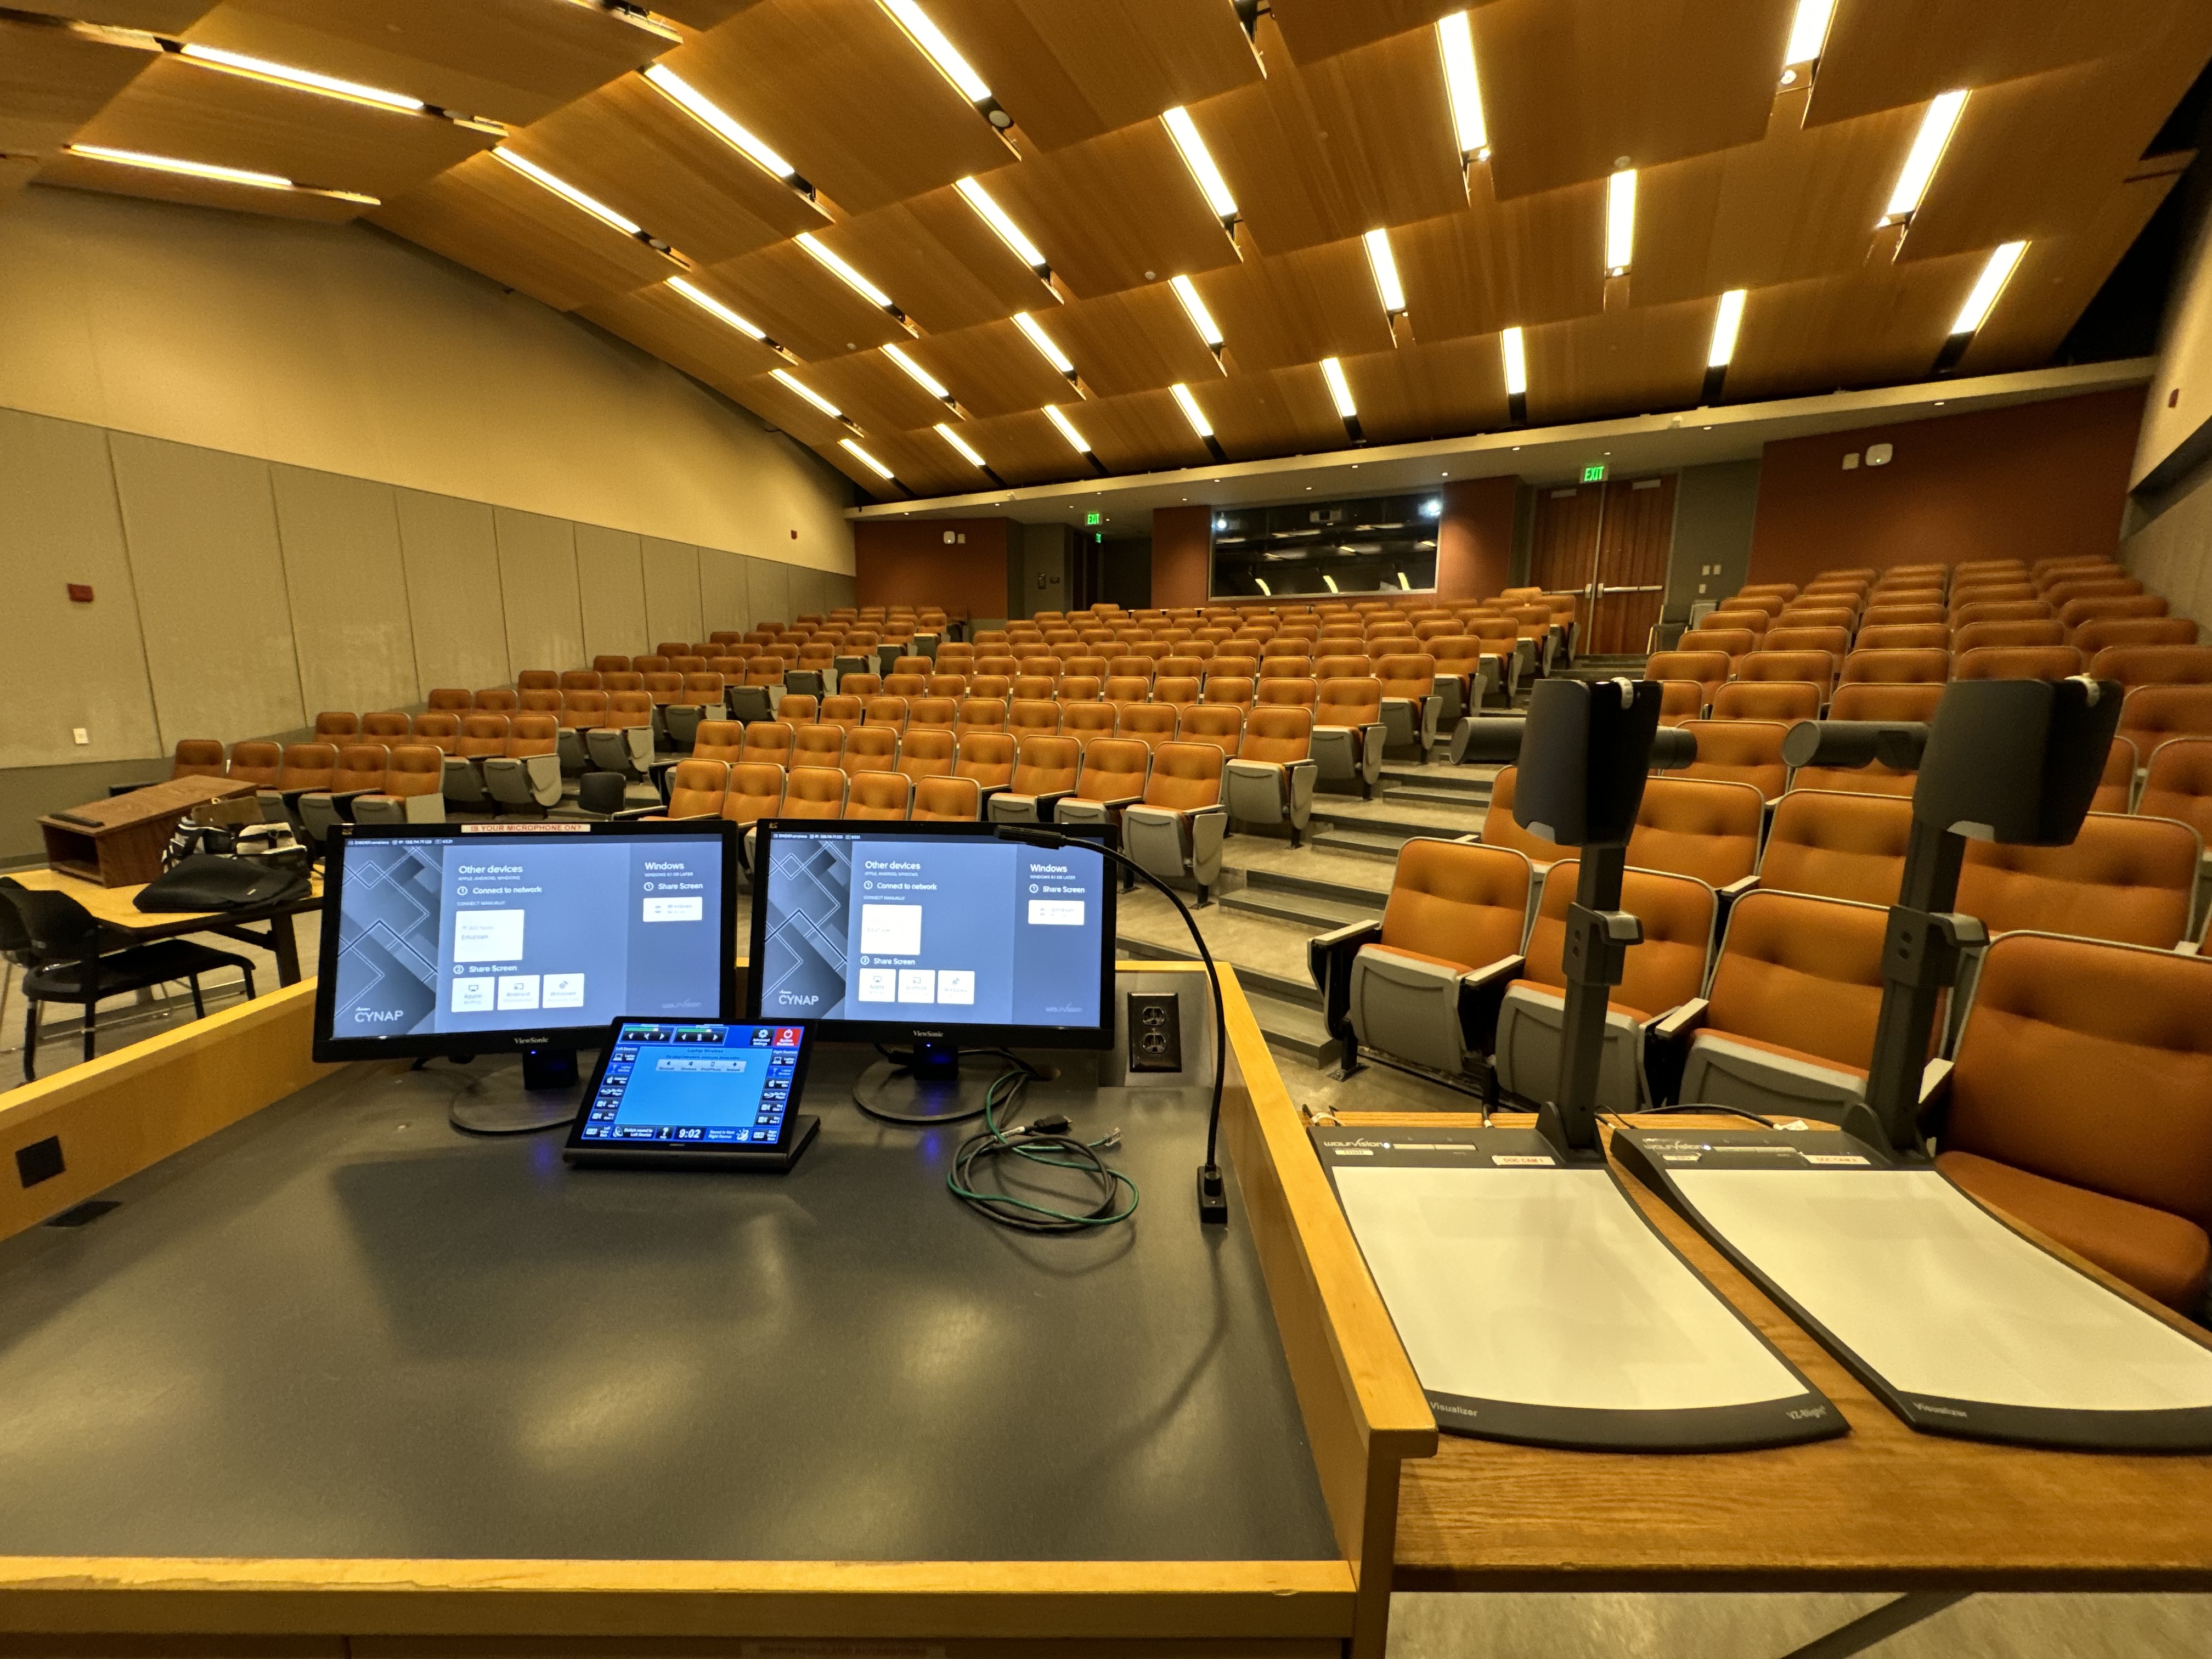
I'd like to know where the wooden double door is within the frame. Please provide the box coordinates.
[1530,473,1678,657]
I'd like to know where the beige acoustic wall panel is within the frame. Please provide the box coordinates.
[699,547,751,636]
[575,522,648,659]
[494,506,584,675]
[642,535,704,646]
[270,464,419,720]
[397,488,509,695]
[748,557,793,630]
[108,432,304,751]
[0,411,161,769]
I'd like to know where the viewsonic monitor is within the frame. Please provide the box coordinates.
[315,820,738,1130]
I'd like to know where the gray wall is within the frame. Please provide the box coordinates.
[0,407,855,865]
[1015,523,1074,619]
[2124,453,2212,629]
[1666,459,1764,622]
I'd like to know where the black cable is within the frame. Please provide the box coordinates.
[1607,1102,1780,1132]
[946,1066,1138,1232]
[992,825,1231,1226]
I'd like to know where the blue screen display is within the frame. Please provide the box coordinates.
[576,1022,804,1145]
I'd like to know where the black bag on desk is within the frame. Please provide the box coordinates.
[135,854,311,913]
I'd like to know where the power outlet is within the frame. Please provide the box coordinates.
[1127,992,1182,1074]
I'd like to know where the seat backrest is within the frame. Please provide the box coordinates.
[2045,577,2143,608]
[1058,701,1117,744]
[1240,706,1312,763]
[1953,645,2085,681]
[1257,675,1319,709]
[2139,737,2212,841]
[1011,735,1081,793]
[1678,719,1788,801]
[843,726,900,774]
[912,776,983,821]
[926,673,967,698]
[1735,651,1836,701]
[1479,766,1568,870]
[1945,932,2212,1238]
[1644,650,1730,708]
[955,697,1007,733]
[1858,606,1947,631]
[901,696,953,732]
[1375,653,1436,700]
[641,673,684,704]
[453,717,507,760]
[2090,645,2212,688]
[863,696,910,731]
[1839,648,1949,685]
[517,689,565,718]
[506,716,558,757]
[633,656,670,675]
[170,739,227,778]
[1954,620,2064,652]
[1073,738,1150,802]
[845,772,912,820]
[2094,736,2138,812]
[1626,775,1765,887]
[1958,811,2200,947]
[841,672,884,699]
[1765,625,1850,659]
[891,727,954,781]
[1828,680,1943,723]
[1314,653,1373,681]
[278,742,340,788]
[1525,859,1714,1014]
[663,758,730,817]
[1178,704,1243,756]
[741,720,797,762]
[1009,698,1060,739]
[1142,741,1224,808]
[2059,594,2169,631]
[1117,703,1180,750]
[330,744,388,792]
[1314,676,1383,727]
[691,720,744,763]
[313,711,360,742]
[2073,618,2199,654]
[781,766,849,818]
[560,670,601,693]
[409,714,461,753]
[1655,680,1704,725]
[379,744,443,797]
[1951,601,2055,629]
[222,740,281,784]
[1854,624,1950,652]
[1377,839,1533,972]
[792,723,844,766]
[360,712,411,744]
[1710,680,1821,723]
[1679,627,1757,662]
[1259,653,1315,679]
[1758,788,1912,904]
[883,673,929,698]
[426,688,473,712]
[562,690,610,726]
[1154,675,1201,707]
[514,673,558,693]
[1705,889,1891,1071]
[953,731,1015,786]
[1706,608,1774,637]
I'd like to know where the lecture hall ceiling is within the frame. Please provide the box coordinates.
[1,0,2202,503]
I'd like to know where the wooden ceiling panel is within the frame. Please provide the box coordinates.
[1066,388,1213,476]
[950,409,1102,488]
[1521,298,1713,427]
[897,318,1080,419]
[651,0,761,28]
[698,236,912,360]
[810,185,1056,335]
[1807,0,2177,128]
[1720,253,1989,403]
[979,120,1242,300]
[1393,180,1606,341]
[0,19,159,156]
[1342,333,1513,446]
[577,279,792,399]
[1190,18,1470,259]
[12,0,215,29]
[369,150,682,312]
[179,0,672,127]
[506,75,829,267]
[653,0,1018,217]
[0,154,40,208]
[1625,104,1920,309]
[923,0,1262,153]
[70,53,490,203]
[1043,284,1224,400]
[1192,236,1395,375]
[1901,22,2212,263]
[1263,0,1468,67]
[36,146,365,220]
[795,347,964,436]
[1203,365,1350,460]
[821,424,969,496]
[1961,173,2180,376]
[1476,0,1797,201]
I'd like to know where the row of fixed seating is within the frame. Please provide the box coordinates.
[1311,834,2212,1314]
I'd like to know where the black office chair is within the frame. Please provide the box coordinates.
[0,883,257,1081]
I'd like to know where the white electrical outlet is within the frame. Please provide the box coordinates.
[71,727,90,745]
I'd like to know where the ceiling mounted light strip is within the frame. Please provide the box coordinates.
[494,148,681,258]
[1779,0,1835,84]
[953,175,1052,281]
[1881,90,1966,228]
[1170,274,1228,370]
[664,277,798,363]
[176,43,422,112]
[1042,404,1105,475]
[878,0,1017,136]
[1436,11,1490,162]
[1319,357,1364,445]
[1500,325,1528,422]
[1364,228,1408,335]
[883,342,969,418]
[642,65,822,205]
[771,368,865,437]
[1172,382,1228,464]
[1934,240,2027,372]
[1013,311,1087,396]
[1702,288,1746,403]
[839,437,898,481]
[1605,170,1637,277]
[1163,106,1239,236]
[795,232,916,331]
[62,142,379,205]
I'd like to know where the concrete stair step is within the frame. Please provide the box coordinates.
[1308,826,1419,861]
[1379,783,1495,811]
[1219,886,1380,929]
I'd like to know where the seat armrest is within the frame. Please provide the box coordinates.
[1460,953,1525,991]
[1031,787,1075,819]
[1308,919,1383,1046]
[1718,874,1759,900]
[1650,997,1708,1042]
[1455,953,1526,1053]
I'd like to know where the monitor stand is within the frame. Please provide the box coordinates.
[854,1037,998,1125]
[449,1048,584,1135]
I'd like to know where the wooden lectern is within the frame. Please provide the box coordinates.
[37,776,253,888]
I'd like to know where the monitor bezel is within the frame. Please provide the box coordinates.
[745,818,1118,1052]
[313,818,740,1063]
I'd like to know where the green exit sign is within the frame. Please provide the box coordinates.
[1085,511,1102,525]
[1582,463,1608,482]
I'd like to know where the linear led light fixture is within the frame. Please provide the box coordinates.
[1935,240,2027,372]
[878,0,1015,133]
[771,368,864,437]
[494,148,680,258]
[954,176,1050,279]
[1013,311,1086,395]
[642,65,821,204]
[176,43,422,112]
[883,342,969,418]
[572,0,682,44]
[1319,357,1364,445]
[1163,105,1238,232]
[62,143,379,205]
[1605,170,1637,276]
[839,438,897,481]
[1701,288,1746,402]
[934,422,1003,484]
[1881,89,1966,227]
[1436,11,1490,161]
[1500,325,1528,422]
[1364,228,1407,327]
[664,277,798,364]
[794,232,914,330]
[1779,0,1836,84]
[1172,383,1228,463]
[1322,574,1341,594]
[1170,274,1227,369]
[1042,404,1107,475]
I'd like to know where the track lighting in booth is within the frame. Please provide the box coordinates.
[1436,10,1490,162]
[1933,240,2026,371]
[1163,106,1239,230]
[63,143,379,204]
[955,176,1051,275]
[1319,357,1364,445]
[1605,169,1637,276]
[1701,287,1746,401]
[1500,325,1528,422]
[1882,90,1966,227]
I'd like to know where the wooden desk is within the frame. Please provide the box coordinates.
[4,865,321,986]
[1329,1109,2212,1656]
